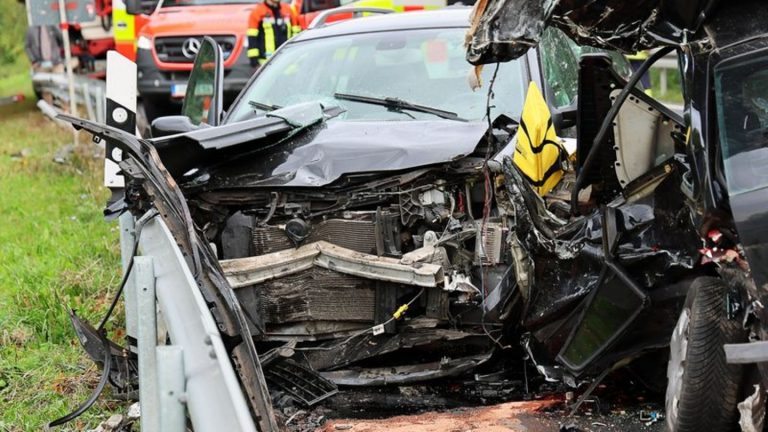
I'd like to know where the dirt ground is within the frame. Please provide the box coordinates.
[316,399,666,432]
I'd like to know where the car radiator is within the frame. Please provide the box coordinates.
[257,267,376,324]
[252,219,378,255]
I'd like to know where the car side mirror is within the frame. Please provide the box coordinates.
[182,36,224,127]
[150,115,199,138]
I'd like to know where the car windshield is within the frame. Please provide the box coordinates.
[227,28,527,123]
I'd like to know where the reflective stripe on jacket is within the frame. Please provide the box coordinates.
[246,2,300,66]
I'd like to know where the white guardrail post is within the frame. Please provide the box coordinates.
[135,256,160,432]
[156,346,186,431]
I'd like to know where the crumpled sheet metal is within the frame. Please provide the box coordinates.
[465,0,720,65]
[320,352,493,386]
[548,0,662,52]
[205,120,488,188]
[466,0,557,65]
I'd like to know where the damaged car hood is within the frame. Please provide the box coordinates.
[466,0,721,64]
[194,119,490,189]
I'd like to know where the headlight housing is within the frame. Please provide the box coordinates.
[137,35,152,50]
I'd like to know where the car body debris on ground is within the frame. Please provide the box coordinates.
[46,1,768,431]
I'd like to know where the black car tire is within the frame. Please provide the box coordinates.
[665,276,746,432]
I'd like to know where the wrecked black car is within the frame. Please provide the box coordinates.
[467,0,768,431]
[54,6,720,432]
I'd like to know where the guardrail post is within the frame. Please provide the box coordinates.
[157,346,186,432]
[135,256,159,432]
[82,82,96,122]
[120,213,138,346]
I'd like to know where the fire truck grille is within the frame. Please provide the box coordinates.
[154,35,237,63]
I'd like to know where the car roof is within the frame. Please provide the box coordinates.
[292,7,473,42]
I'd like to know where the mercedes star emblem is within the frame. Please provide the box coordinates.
[182,38,201,59]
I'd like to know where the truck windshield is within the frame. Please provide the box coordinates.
[161,0,257,7]
[715,53,768,195]
[227,28,526,123]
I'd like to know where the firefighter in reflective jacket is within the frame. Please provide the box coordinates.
[247,0,300,67]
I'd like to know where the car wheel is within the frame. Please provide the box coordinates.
[665,276,746,432]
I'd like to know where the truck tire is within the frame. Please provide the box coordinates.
[665,276,747,432]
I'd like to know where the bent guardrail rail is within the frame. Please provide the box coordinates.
[32,72,106,124]
[125,215,257,432]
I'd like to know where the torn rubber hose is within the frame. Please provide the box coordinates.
[570,46,675,215]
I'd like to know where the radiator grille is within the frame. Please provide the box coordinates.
[257,268,376,324]
[154,35,236,63]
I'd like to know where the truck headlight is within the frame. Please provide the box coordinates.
[137,36,152,50]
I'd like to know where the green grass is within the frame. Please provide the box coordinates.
[650,67,684,105]
[0,61,32,99]
[0,0,27,66]
[0,63,125,431]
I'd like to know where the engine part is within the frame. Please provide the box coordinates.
[251,218,378,256]
[476,222,504,266]
[264,359,338,407]
[255,267,376,324]
[285,218,311,243]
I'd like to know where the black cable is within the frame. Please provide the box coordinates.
[46,335,112,429]
[569,46,675,215]
[97,209,158,332]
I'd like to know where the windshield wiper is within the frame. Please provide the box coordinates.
[334,93,467,122]
[249,100,282,112]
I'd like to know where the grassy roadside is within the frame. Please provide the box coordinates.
[0,64,125,431]
[650,67,684,105]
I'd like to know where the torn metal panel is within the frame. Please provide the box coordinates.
[304,328,491,371]
[738,385,766,432]
[611,91,682,186]
[221,241,445,288]
[502,147,700,378]
[320,352,493,386]
[465,0,722,65]
[466,0,557,65]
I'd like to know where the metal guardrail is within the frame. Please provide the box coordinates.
[32,72,106,124]
[122,215,258,432]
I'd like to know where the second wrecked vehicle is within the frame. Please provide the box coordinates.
[61,7,709,431]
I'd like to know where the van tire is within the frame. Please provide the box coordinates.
[665,276,746,432]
